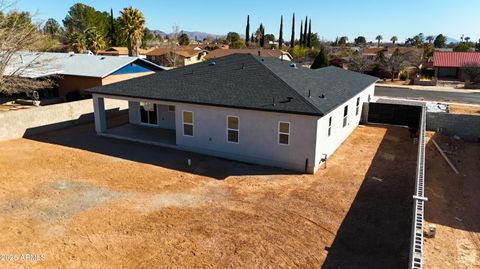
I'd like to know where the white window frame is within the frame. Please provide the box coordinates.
[278,121,290,145]
[226,115,239,144]
[356,97,360,116]
[182,110,194,137]
[139,102,158,126]
[328,116,332,137]
[343,105,348,128]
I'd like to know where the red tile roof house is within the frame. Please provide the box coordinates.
[433,51,480,81]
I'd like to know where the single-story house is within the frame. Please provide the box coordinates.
[98,47,151,58]
[433,51,480,80]
[4,52,164,100]
[88,54,377,173]
[206,49,293,61]
[146,48,207,68]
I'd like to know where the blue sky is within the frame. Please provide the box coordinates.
[13,0,480,42]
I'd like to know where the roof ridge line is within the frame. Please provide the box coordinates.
[251,55,324,116]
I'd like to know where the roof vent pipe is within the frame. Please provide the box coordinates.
[308,90,311,98]
[272,97,275,106]
[242,63,245,69]
[320,94,325,99]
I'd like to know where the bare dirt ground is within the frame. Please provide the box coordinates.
[448,104,480,116]
[424,133,480,269]
[0,122,417,268]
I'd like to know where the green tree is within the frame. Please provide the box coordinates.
[453,42,472,52]
[307,19,311,48]
[299,20,303,47]
[311,47,329,69]
[338,36,348,46]
[303,16,308,47]
[354,36,366,46]
[226,32,240,44]
[119,7,145,56]
[141,27,154,48]
[278,15,283,49]
[390,36,398,45]
[375,35,383,47]
[178,33,190,45]
[290,13,295,47]
[43,18,62,39]
[426,35,434,44]
[68,32,86,53]
[231,40,245,49]
[63,3,109,36]
[434,34,446,48]
[309,33,321,48]
[245,15,250,46]
[86,29,106,54]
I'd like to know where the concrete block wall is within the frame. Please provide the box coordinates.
[426,112,480,142]
[0,99,128,141]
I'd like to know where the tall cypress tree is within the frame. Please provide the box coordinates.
[307,19,312,48]
[109,8,115,46]
[245,15,250,46]
[290,13,295,47]
[303,16,308,47]
[299,20,303,47]
[279,15,283,49]
[259,23,265,47]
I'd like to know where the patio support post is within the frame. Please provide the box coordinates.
[93,95,107,133]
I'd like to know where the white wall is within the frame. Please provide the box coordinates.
[313,84,375,171]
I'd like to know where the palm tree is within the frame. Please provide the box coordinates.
[68,32,86,53]
[390,36,398,46]
[465,36,471,43]
[86,30,106,54]
[376,35,383,47]
[426,35,434,44]
[119,7,145,57]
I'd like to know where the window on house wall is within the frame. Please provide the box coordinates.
[139,102,158,125]
[328,116,332,136]
[278,121,290,145]
[356,97,360,116]
[343,106,348,127]
[168,105,175,112]
[227,116,239,143]
[183,111,193,136]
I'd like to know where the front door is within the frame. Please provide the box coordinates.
[139,102,158,125]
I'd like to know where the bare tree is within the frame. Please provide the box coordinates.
[461,62,480,82]
[0,2,53,95]
[165,25,180,68]
[381,48,411,81]
[348,54,374,73]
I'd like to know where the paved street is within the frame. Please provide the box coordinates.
[375,86,480,104]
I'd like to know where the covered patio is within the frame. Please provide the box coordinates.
[101,123,177,148]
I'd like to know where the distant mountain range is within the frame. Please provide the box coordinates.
[151,30,223,40]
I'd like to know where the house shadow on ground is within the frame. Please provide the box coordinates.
[24,114,299,180]
[423,133,480,233]
[322,126,417,269]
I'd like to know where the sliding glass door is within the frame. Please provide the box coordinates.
[139,102,158,125]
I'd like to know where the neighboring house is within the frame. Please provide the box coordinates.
[98,47,151,59]
[146,48,207,67]
[88,54,377,173]
[4,52,164,100]
[433,51,480,80]
[206,49,293,61]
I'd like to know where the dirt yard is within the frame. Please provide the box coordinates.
[0,122,418,268]
[424,133,480,269]
[449,103,480,116]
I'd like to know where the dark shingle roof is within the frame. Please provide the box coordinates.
[88,54,377,116]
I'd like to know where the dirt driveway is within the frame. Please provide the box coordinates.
[0,122,417,268]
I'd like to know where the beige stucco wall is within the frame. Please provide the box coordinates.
[0,98,128,141]
[57,72,155,97]
[102,72,155,85]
